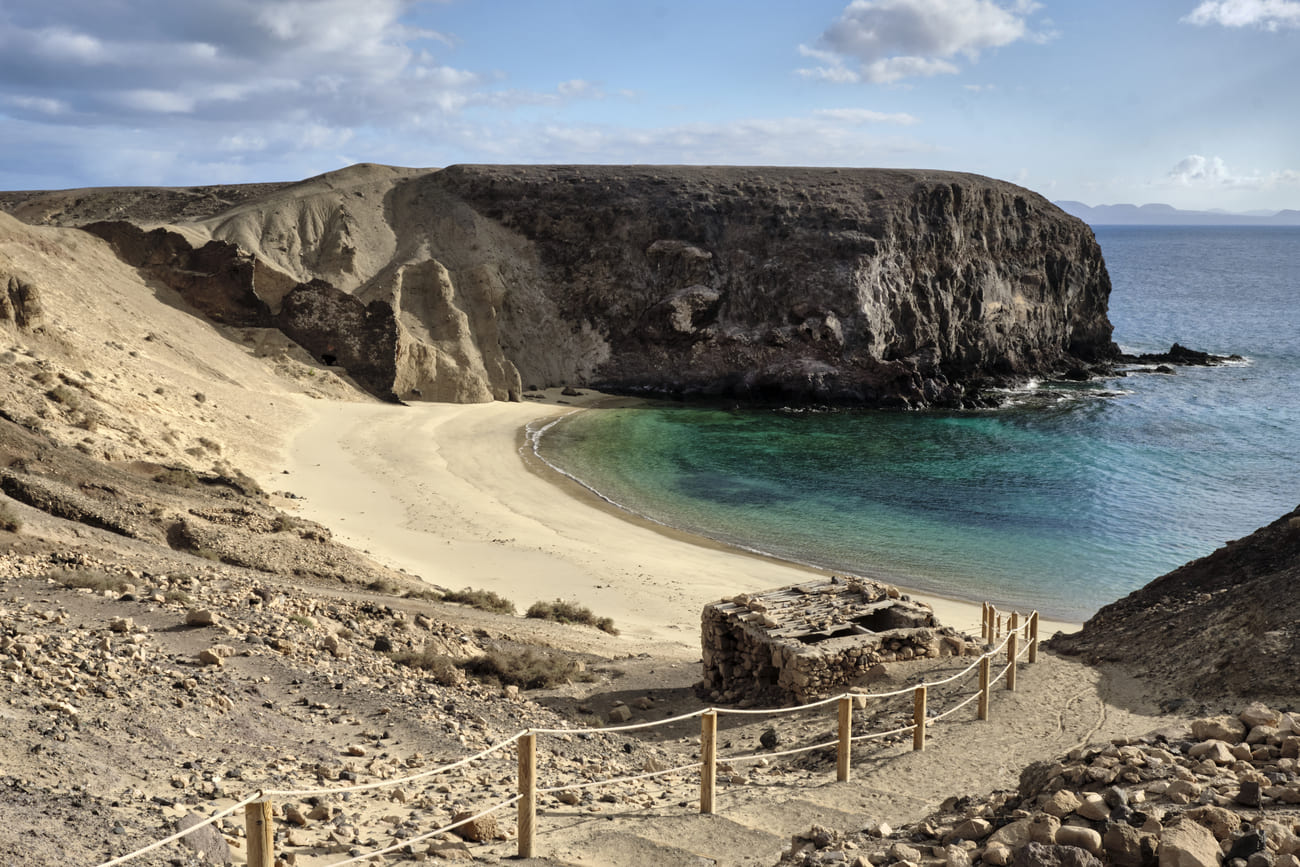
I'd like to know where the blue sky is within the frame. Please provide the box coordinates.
[0,0,1297,211]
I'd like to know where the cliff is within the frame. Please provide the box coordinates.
[4,164,1117,407]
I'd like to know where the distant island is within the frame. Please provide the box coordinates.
[1055,200,1300,227]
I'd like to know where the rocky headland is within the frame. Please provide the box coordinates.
[3,163,1117,408]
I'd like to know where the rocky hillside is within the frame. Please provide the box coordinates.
[4,163,1117,408]
[1050,505,1300,703]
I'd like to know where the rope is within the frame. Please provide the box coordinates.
[724,737,842,763]
[264,731,525,797]
[849,722,917,743]
[92,791,264,867]
[322,796,522,866]
[538,762,703,794]
[531,707,707,735]
[713,693,845,715]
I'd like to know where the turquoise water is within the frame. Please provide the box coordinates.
[532,227,1300,621]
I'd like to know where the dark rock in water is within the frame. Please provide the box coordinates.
[560,386,584,396]
[1122,342,1237,367]
[760,727,780,749]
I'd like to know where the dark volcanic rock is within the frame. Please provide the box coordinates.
[1050,504,1300,701]
[433,165,1117,406]
[1121,342,1241,366]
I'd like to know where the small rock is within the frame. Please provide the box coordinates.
[760,727,780,749]
[1161,821,1222,867]
[185,609,217,627]
[196,649,223,666]
[110,617,133,633]
[451,810,497,843]
[607,705,632,724]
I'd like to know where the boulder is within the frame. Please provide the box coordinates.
[1012,842,1102,867]
[1159,821,1221,867]
[451,810,498,843]
[177,814,230,865]
[1191,716,1247,743]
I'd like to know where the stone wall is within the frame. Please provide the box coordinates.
[700,577,979,706]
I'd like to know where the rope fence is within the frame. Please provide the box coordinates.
[92,605,1039,867]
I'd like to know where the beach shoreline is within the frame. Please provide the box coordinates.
[265,389,1081,654]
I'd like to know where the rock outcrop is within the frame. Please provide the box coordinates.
[8,164,1117,407]
[1050,505,1300,702]
[433,165,1117,406]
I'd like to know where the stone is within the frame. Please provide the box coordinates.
[1077,793,1112,821]
[950,818,993,841]
[177,813,231,864]
[1225,830,1267,863]
[197,649,223,666]
[989,819,1034,849]
[1164,780,1202,805]
[185,608,217,627]
[1044,790,1083,817]
[1192,716,1247,743]
[983,843,1012,866]
[1189,740,1235,763]
[1184,806,1240,840]
[1235,780,1262,807]
[1012,842,1102,867]
[607,705,632,724]
[1055,827,1103,856]
[283,805,310,827]
[888,842,923,863]
[760,727,780,749]
[345,744,366,757]
[1103,822,1146,867]
[451,810,497,843]
[110,617,133,633]
[1159,821,1222,867]
[1240,703,1280,729]
[556,791,580,806]
[1030,814,1062,845]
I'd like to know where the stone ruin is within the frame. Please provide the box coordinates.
[699,576,980,706]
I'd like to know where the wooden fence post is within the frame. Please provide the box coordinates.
[978,655,991,720]
[518,731,537,858]
[1029,611,1039,663]
[912,685,927,751]
[996,612,1003,640]
[245,798,273,867]
[1007,612,1019,691]
[700,711,717,814]
[837,697,852,782]
[981,602,990,642]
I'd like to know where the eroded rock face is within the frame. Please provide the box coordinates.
[433,165,1117,406]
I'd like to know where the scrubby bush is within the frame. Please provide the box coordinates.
[46,385,82,410]
[389,646,465,686]
[526,599,618,634]
[0,501,23,533]
[461,648,590,690]
[50,568,131,593]
[441,587,516,615]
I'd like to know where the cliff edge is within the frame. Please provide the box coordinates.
[4,164,1117,407]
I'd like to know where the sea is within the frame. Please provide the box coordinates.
[530,226,1299,622]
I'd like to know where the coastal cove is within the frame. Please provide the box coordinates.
[531,226,1300,623]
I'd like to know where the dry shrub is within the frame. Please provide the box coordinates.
[389,646,465,686]
[461,648,589,690]
[0,501,23,533]
[526,599,618,634]
[50,568,131,593]
[441,587,516,615]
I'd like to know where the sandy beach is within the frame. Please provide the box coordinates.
[267,391,1079,654]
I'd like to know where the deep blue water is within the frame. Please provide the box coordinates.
[532,227,1299,621]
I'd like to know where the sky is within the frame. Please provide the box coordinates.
[0,0,1297,211]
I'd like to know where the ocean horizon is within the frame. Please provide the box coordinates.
[532,226,1300,622]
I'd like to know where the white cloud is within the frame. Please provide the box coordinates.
[813,107,920,125]
[800,0,1049,84]
[1167,154,1300,190]
[1183,0,1300,29]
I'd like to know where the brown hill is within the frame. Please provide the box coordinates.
[1050,505,1300,704]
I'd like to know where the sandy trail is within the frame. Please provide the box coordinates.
[267,392,1079,657]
